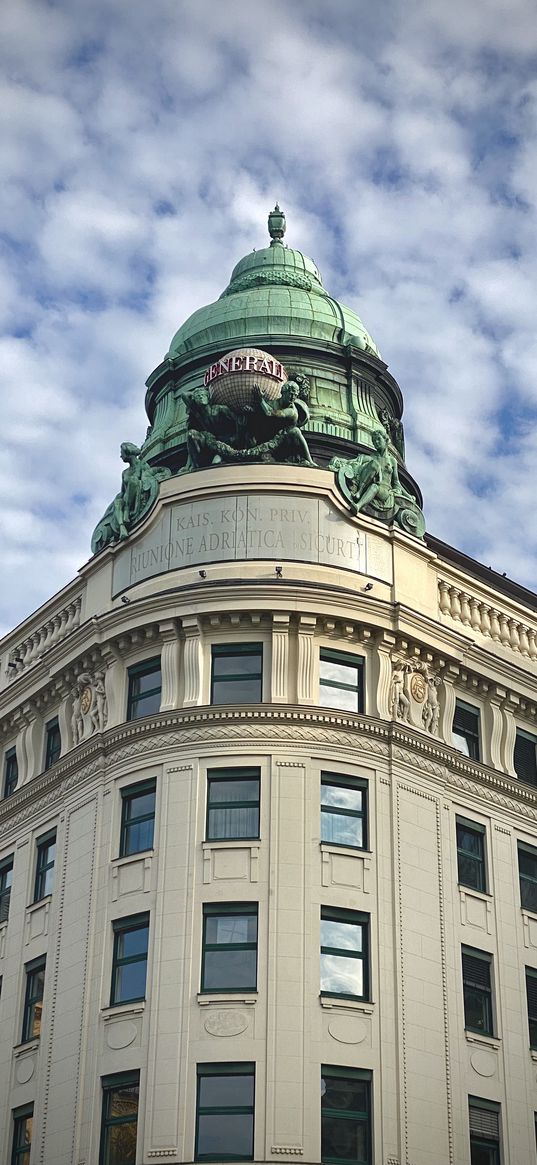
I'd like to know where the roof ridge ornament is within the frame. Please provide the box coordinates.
[268,203,286,245]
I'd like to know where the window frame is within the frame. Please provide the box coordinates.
[462,946,494,1037]
[119,779,156,857]
[456,817,487,894]
[4,746,18,798]
[110,913,150,1006]
[320,906,369,1002]
[321,772,368,851]
[526,967,537,1050]
[468,1096,501,1165]
[11,1104,33,1165]
[21,956,46,1044]
[206,767,260,842]
[321,1065,372,1165]
[518,842,537,913]
[514,728,537,786]
[99,1071,140,1165]
[195,1061,255,1162]
[210,643,263,705]
[201,902,258,993]
[453,699,481,761]
[0,854,14,924]
[33,830,56,902]
[126,656,162,721]
[319,648,365,714]
[44,716,61,770]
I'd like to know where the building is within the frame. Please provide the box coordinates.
[1,207,537,1165]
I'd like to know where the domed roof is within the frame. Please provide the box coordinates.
[168,207,380,360]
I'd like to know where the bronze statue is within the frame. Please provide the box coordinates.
[91,443,171,553]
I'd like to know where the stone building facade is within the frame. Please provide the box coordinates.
[1,211,537,1165]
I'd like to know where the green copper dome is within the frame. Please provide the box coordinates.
[168,208,380,359]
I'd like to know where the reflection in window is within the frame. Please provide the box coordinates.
[452,701,481,760]
[319,650,364,713]
[196,1063,255,1161]
[22,958,45,1042]
[100,1073,139,1165]
[321,1067,372,1164]
[462,948,494,1036]
[514,728,537,786]
[202,904,258,992]
[211,644,263,705]
[4,747,18,798]
[206,769,260,841]
[120,781,156,856]
[44,717,61,770]
[111,915,149,1005]
[127,658,162,720]
[518,842,537,912]
[468,1097,500,1165]
[456,819,486,893]
[34,832,56,902]
[320,908,369,1000]
[11,1104,33,1165]
[0,855,14,923]
[321,774,367,849]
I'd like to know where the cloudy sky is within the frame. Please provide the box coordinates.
[2,0,537,635]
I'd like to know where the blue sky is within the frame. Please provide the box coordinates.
[1,0,537,634]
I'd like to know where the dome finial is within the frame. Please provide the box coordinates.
[268,203,286,245]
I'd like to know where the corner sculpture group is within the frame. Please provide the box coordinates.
[91,371,425,554]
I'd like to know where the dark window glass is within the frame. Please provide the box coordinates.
[44,717,61,770]
[202,904,258,992]
[211,644,263,705]
[321,1067,371,1165]
[127,658,161,721]
[321,774,367,850]
[100,1073,139,1165]
[111,915,149,1005]
[320,650,364,714]
[457,819,486,893]
[11,1105,33,1165]
[469,1097,500,1165]
[196,1063,255,1161]
[526,968,537,1049]
[518,844,537,912]
[453,701,481,761]
[0,855,14,924]
[321,908,369,1001]
[206,769,260,841]
[462,948,494,1036]
[22,957,45,1042]
[4,747,18,798]
[514,729,537,786]
[120,780,156,856]
[34,831,56,901]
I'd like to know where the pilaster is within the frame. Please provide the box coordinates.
[181,616,203,707]
[296,616,317,704]
[159,620,181,711]
[271,614,290,703]
[500,692,520,777]
[373,631,396,719]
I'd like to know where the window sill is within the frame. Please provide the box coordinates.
[13,1039,40,1056]
[320,995,374,1014]
[458,886,492,901]
[110,850,154,865]
[197,993,258,1006]
[530,1049,537,1062]
[202,840,260,850]
[26,894,52,912]
[465,1031,500,1049]
[101,1002,145,1021]
[320,843,371,857]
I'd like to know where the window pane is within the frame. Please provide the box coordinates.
[199,1074,255,1107]
[322,1075,368,1112]
[458,827,482,856]
[114,960,147,1002]
[212,679,261,704]
[208,806,259,840]
[132,690,162,717]
[117,927,148,959]
[321,919,362,951]
[321,813,363,848]
[210,779,259,804]
[203,948,257,990]
[320,685,360,712]
[212,654,262,677]
[205,915,257,945]
[322,1115,367,1163]
[124,818,155,853]
[458,854,482,892]
[321,786,363,812]
[104,1121,138,1165]
[132,670,160,695]
[470,1144,499,1165]
[108,1084,139,1119]
[197,1112,253,1158]
[320,660,359,687]
[125,790,155,819]
[321,954,363,996]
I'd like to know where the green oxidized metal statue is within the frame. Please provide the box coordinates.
[91,442,171,554]
[184,379,316,469]
[330,429,425,538]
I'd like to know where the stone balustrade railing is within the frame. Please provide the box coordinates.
[438,580,537,660]
[6,595,83,680]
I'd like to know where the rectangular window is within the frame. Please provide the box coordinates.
[320,907,369,1001]
[202,904,258,992]
[518,843,537,912]
[206,768,260,841]
[22,956,45,1043]
[120,780,156,856]
[111,914,149,1005]
[44,716,61,770]
[11,1105,33,1165]
[526,968,537,1049]
[34,831,56,902]
[4,747,18,798]
[127,657,161,720]
[0,855,14,924]
[515,728,537,785]
[321,773,367,850]
[320,649,364,714]
[453,700,481,760]
[456,818,486,893]
[469,1097,501,1165]
[196,1062,255,1161]
[321,1066,372,1165]
[462,947,494,1036]
[211,644,263,705]
[100,1072,139,1165]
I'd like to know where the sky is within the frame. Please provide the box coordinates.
[2,0,537,636]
